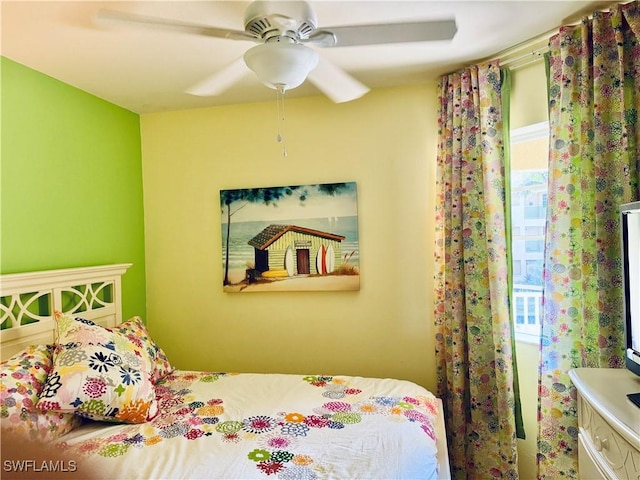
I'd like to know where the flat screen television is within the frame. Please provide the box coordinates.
[621,201,640,377]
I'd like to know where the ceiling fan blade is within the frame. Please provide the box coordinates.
[307,19,457,48]
[186,58,249,97]
[307,56,369,103]
[96,9,257,42]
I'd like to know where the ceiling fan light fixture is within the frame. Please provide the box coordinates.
[244,42,319,91]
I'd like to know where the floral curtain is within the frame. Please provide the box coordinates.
[434,61,520,479]
[537,2,640,478]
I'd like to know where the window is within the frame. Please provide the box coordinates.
[510,122,548,343]
[513,260,522,276]
[525,240,544,253]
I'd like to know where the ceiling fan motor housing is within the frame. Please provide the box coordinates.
[244,1,317,41]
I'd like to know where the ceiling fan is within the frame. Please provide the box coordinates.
[97,1,457,103]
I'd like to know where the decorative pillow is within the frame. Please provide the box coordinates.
[112,316,174,384]
[36,314,158,423]
[1,345,81,441]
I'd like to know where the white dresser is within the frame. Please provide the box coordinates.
[569,368,640,480]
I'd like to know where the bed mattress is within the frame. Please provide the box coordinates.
[56,370,441,479]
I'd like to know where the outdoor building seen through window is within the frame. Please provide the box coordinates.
[510,122,549,343]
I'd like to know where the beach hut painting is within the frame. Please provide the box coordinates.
[220,182,360,292]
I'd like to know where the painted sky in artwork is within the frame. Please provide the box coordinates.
[221,183,358,223]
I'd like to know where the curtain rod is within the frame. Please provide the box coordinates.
[497,42,549,70]
[482,32,551,71]
[489,0,625,70]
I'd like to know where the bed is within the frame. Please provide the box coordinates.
[1,264,450,479]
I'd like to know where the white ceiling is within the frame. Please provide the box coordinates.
[1,1,609,114]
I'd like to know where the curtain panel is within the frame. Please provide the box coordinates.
[538,2,640,478]
[434,61,520,480]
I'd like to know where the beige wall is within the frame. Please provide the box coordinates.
[140,84,440,392]
[510,60,549,130]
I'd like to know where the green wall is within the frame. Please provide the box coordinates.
[1,57,146,319]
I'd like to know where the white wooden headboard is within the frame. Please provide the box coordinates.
[0,264,131,361]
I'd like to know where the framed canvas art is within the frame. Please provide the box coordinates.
[220,182,359,292]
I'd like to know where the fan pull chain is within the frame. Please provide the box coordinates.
[275,84,287,158]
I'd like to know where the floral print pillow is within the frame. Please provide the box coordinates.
[0,345,81,441]
[112,316,174,384]
[36,314,159,423]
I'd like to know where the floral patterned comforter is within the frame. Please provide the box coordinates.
[57,371,441,479]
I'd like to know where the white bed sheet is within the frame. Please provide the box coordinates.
[57,371,443,479]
